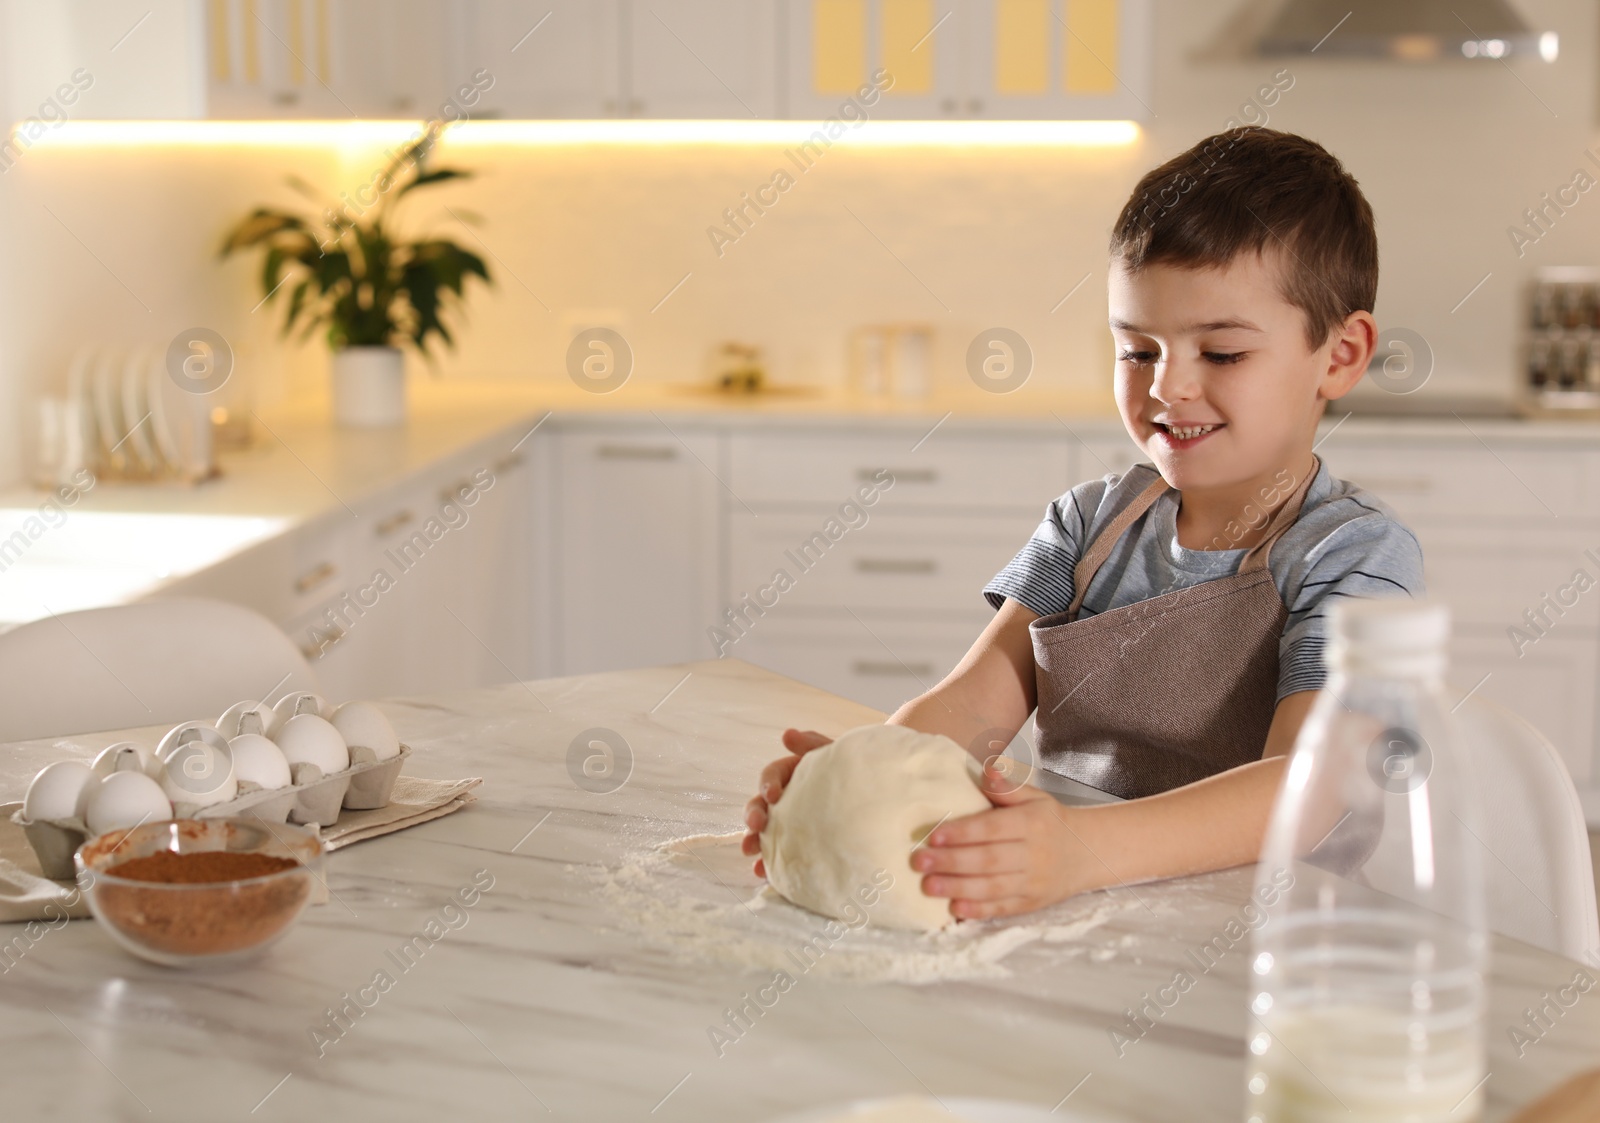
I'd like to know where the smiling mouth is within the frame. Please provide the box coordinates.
[1155,422,1224,441]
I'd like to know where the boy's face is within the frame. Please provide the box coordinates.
[1108,250,1364,496]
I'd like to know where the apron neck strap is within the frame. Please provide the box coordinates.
[1238,455,1320,573]
[1065,456,1322,617]
[1066,475,1170,618]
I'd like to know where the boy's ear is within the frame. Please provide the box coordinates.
[1318,310,1378,402]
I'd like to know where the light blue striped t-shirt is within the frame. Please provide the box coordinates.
[983,459,1425,700]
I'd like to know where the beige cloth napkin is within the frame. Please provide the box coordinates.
[0,804,91,924]
[320,775,481,849]
[0,775,482,924]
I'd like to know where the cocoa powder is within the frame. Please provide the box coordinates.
[107,850,298,884]
[98,850,310,957]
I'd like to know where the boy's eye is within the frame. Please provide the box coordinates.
[1117,350,1158,366]
[1204,352,1245,365]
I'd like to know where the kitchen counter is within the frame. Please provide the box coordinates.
[0,659,1594,1122]
[4,376,1600,631]
[14,377,1600,521]
[0,379,1128,627]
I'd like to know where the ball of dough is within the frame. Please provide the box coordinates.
[759,724,991,932]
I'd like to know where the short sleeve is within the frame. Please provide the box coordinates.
[1276,508,1427,700]
[982,489,1090,617]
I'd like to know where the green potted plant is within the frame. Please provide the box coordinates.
[220,123,491,427]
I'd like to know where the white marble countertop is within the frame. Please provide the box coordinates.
[0,660,1594,1122]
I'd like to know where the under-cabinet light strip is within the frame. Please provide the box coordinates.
[20,118,1139,149]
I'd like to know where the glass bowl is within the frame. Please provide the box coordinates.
[76,818,323,968]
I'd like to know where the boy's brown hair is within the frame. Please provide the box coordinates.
[1108,127,1377,353]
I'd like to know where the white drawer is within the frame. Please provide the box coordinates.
[1071,435,1147,481]
[282,517,353,622]
[1450,628,1597,787]
[729,432,1071,511]
[733,616,985,715]
[1415,525,1600,630]
[1320,444,1599,522]
[728,512,1037,612]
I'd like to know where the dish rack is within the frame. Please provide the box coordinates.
[36,342,221,487]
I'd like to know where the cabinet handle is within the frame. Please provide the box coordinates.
[967,98,984,114]
[1348,475,1434,493]
[293,561,336,595]
[374,510,414,537]
[598,444,677,461]
[440,479,478,503]
[941,97,957,114]
[298,622,345,662]
[858,467,936,484]
[852,660,934,678]
[855,558,937,575]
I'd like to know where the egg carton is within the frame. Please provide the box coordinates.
[13,745,412,881]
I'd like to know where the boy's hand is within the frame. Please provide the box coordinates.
[741,728,832,876]
[913,758,1095,920]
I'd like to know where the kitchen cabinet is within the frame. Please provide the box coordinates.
[548,423,723,674]
[1317,432,1600,794]
[784,0,1152,121]
[469,0,623,119]
[728,428,1076,508]
[205,0,469,119]
[18,0,1147,121]
[960,0,1153,120]
[161,423,538,701]
[719,426,1074,717]
[626,0,781,119]
[783,0,961,120]
[299,444,535,699]
[734,613,985,714]
[1449,628,1598,789]
[729,510,1037,613]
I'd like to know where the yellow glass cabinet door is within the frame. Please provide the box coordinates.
[785,0,1150,120]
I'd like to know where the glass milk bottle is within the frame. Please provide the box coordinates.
[1247,600,1488,1123]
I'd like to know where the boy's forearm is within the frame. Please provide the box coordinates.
[1054,755,1289,892]
[887,692,1005,755]
[885,599,1041,753]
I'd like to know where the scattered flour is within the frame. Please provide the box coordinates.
[595,830,1138,984]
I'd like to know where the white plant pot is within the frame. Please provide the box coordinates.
[331,346,405,428]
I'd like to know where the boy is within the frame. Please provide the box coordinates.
[743,127,1424,921]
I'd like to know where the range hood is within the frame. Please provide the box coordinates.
[1255,0,1557,61]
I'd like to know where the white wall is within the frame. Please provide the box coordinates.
[0,0,1597,486]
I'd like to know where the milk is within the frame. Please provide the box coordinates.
[1247,1005,1484,1123]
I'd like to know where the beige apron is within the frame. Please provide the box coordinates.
[1030,460,1320,799]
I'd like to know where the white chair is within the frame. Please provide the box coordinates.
[1456,695,1600,966]
[0,598,319,742]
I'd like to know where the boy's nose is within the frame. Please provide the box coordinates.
[1150,360,1202,403]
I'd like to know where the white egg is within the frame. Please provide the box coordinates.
[272,691,333,730]
[92,741,158,780]
[228,733,292,790]
[217,699,275,739]
[276,713,349,776]
[159,735,238,808]
[330,701,401,761]
[156,721,221,763]
[85,771,172,836]
[23,760,97,823]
